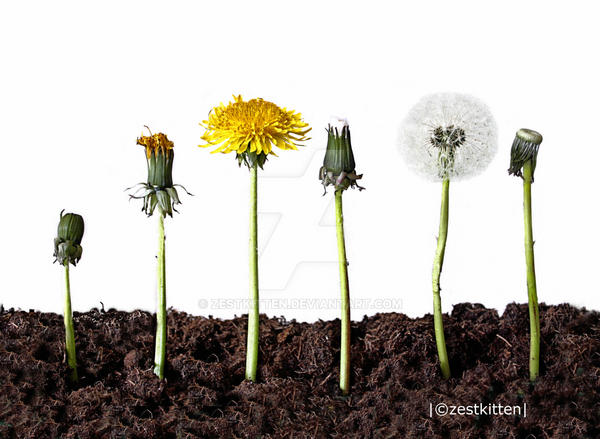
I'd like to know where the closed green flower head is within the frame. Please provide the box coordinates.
[54,210,84,266]
[127,127,191,217]
[319,118,364,193]
[508,128,543,181]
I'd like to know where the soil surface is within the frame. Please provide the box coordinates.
[0,303,598,438]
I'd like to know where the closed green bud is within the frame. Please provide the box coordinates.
[54,210,84,266]
[508,128,543,181]
[319,118,364,193]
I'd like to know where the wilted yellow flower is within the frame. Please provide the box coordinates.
[137,131,174,159]
[128,128,191,217]
[200,95,311,156]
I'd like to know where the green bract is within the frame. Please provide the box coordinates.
[54,211,84,266]
[237,149,269,170]
[319,123,364,193]
[147,146,174,188]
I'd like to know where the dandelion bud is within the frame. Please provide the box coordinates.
[319,118,364,193]
[508,128,543,181]
[54,211,84,266]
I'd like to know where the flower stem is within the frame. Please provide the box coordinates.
[153,212,167,379]
[335,189,351,395]
[245,163,259,382]
[432,178,451,379]
[63,262,78,382]
[522,160,540,381]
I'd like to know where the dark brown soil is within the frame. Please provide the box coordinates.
[0,303,598,438]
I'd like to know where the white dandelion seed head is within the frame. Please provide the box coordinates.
[398,93,498,182]
[329,115,349,131]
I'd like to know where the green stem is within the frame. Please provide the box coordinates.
[153,212,167,379]
[335,190,351,394]
[523,161,540,381]
[432,178,451,379]
[63,263,78,382]
[245,163,259,381]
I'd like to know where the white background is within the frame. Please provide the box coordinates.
[1,1,599,321]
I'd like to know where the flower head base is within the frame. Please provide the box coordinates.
[54,210,84,266]
[399,93,498,181]
[200,95,311,169]
[128,129,190,217]
[319,118,364,193]
[508,128,543,181]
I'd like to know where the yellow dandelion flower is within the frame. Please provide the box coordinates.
[200,95,311,157]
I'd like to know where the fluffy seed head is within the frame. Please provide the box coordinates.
[398,93,498,181]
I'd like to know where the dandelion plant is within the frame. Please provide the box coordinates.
[508,128,543,381]
[319,117,364,394]
[399,94,497,379]
[53,210,84,382]
[199,95,310,382]
[127,128,190,379]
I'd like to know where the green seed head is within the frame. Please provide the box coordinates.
[508,128,543,181]
[319,118,364,194]
[54,211,84,266]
